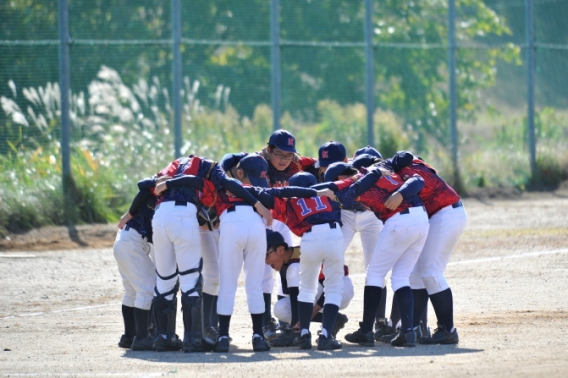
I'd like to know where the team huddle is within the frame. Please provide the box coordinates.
[113,129,467,353]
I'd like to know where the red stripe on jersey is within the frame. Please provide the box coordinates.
[358,175,413,222]
[399,162,459,216]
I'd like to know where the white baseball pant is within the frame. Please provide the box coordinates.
[366,207,430,291]
[200,227,220,296]
[152,201,201,299]
[298,223,345,306]
[217,206,267,315]
[341,209,383,267]
[113,227,156,310]
[274,275,354,323]
[410,204,467,294]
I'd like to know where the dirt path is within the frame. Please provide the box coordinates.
[1,192,568,377]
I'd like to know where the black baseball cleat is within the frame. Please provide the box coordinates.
[298,332,312,350]
[203,326,219,345]
[390,329,416,347]
[418,324,459,345]
[214,336,230,353]
[269,327,297,347]
[183,332,214,353]
[344,325,375,347]
[130,335,154,351]
[118,334,134,348]
[332,313,349,338]
[379,328,399,343]
[153,334,183,351]
[317,335,342,351]
[374,318,396,341]
[252,335,271,352]
[263,317,280,340]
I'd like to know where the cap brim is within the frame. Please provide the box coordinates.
[275,144,297,153]
[317,159,333,168]
[249,176,270,188]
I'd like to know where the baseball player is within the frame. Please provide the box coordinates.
[142,154,273,353]
[326,162,429,347]
[258,132,347,337]
[220,151,283,340]
[389,151,467,344]
[264,230,353,347]
[114,181,163,351]
[210,154,333,353]
[325,153,392,340]
[255,171,345,350]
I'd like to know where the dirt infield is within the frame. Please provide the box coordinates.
[1,192,568,377]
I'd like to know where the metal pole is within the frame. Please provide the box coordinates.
[364,0,375,147]
[525,0,536,178]
[172,0,182,158]
[271,0,281,131]
[448,0,459,185]
[58,0,71,181]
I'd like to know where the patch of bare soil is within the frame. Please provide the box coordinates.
[0,223,117,252]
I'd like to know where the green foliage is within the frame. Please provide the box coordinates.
[2,68,568,233]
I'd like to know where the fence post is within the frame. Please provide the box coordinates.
[364,0,375,147]
[271,0,281,131]
[172,0,182,158]
[525,0,536,180]
[448,0,460,189]
[58,0,75,220]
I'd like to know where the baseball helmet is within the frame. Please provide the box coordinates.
[289,172,317,188]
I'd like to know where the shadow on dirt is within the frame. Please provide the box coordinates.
[121,343,483,363]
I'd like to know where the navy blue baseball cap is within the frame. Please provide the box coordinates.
[268,129,297,153]
[237,154,269,188]
[266,229,286,251]
[316,140,347,168]
[220,152,248,172]
[354,145,382,159]
[289,172,317,188]
[324,162,359,182]
[352,153,381,171]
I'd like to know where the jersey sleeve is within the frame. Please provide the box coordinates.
[298,156,317,170]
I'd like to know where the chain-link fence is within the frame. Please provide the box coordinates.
[1,0,567,193]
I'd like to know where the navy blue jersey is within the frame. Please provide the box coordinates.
[125,189,157,243]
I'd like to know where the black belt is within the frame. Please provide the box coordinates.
[227,205,256,213]
[400,206,425,215]
[175,200,188,206]
[305,222,338,233]
[452,200,463,208]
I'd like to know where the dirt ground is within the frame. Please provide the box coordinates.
[1,191,568,377]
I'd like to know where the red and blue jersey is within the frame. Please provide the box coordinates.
[272,195,341,237]
[395,158,460,217]
[334,170,424,223]
[266,156,319,187]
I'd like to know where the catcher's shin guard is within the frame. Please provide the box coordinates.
[152,283,179,339]
[180,259,213,352]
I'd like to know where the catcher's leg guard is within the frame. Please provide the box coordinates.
[180,260,213,352]
[152,285,178,339]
